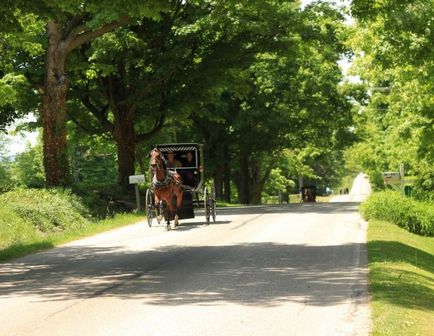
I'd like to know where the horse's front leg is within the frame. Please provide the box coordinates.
[154,194,162,224]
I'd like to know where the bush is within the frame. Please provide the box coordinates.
[0,206,35,249]
[0,188,90,233]
[360,191,434,236]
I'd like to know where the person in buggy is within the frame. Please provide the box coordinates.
[166,151,182,168]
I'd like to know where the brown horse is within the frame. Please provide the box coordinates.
[149,148,183,229]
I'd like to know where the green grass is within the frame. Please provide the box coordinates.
[368,219,434,335]
[216,201,243,207]
[0,206,54,260]
[0,212,145,262]
[316,195,333,202]
[261,194,302,204]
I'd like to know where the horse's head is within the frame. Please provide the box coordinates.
[149,148,166,174]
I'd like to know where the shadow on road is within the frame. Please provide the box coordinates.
[1,241,372,308]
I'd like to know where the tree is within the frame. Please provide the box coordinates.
[67,0,301,191]
[0,0,170,186]
[0,134,13,192]
[192,2,354,204]
[349,0,434,193]
[0,74,38,132]
[12,142,45,188]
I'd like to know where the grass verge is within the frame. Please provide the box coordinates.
[0,213,145,262]
[368,219,434,335]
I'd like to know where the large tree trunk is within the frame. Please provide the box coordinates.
[235,151,271,205]
[250,165,264,205]
[213,172,224,201]
[41,22,70,186]
[238,154,250,204]
[249,161,262,204]
[223,144,231,203]
[113,111,136,191]
[39,16,129,187]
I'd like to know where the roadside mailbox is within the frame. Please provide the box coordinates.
[382,164,409,195]
[129,175,145,184]
[382,172,401,185]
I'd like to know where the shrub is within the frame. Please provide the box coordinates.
[360,191,434,236]
[0,188,90,233]
[0,205,35,249]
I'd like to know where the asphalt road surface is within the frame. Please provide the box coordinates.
[0,174,372,335]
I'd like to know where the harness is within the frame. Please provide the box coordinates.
[152,170,181,189]
[150,149,183,190]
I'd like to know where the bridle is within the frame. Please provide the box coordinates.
[149,149,172,188]
[149,149,167,170]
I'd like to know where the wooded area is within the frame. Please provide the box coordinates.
[0,0,433,212]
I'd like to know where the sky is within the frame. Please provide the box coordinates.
[3,114,39,157]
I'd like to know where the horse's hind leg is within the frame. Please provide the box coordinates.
[168,196,178,228]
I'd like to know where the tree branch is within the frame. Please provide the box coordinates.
[101,76,119,116]
[135,112,166,143]
[81,95,114,133]
[62,14,87,40]
[67,112,107,135]
[65,16,130,53]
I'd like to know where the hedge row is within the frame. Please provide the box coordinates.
[360,191,434,236]
[0,188,90,233]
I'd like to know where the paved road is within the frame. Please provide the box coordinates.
[0,175,371,335]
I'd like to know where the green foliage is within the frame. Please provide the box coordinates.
[11,142,45,188]
[0,74,36,131]
[349,0,434,196]
[67,127,124,217]
[0,188,90,233]
[1,0,357,203]
[263,168,295,196]
[361,191,434,236]
[69,128,118,187]
[0,134,14,191]
[0,163,14,192]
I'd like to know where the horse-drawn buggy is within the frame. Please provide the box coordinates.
[146,143,216,230]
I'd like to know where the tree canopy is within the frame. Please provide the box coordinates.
[348,0,434,195]
[0,0,374,205]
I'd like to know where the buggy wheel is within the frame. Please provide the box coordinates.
[211,185,217,222]
[145,189,155,227]
[204,187,210,225]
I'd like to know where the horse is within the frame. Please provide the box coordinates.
[149,148,183,229]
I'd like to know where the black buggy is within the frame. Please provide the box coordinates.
[145,143,217,228]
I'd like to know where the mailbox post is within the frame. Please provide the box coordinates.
[129,175,145,212]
